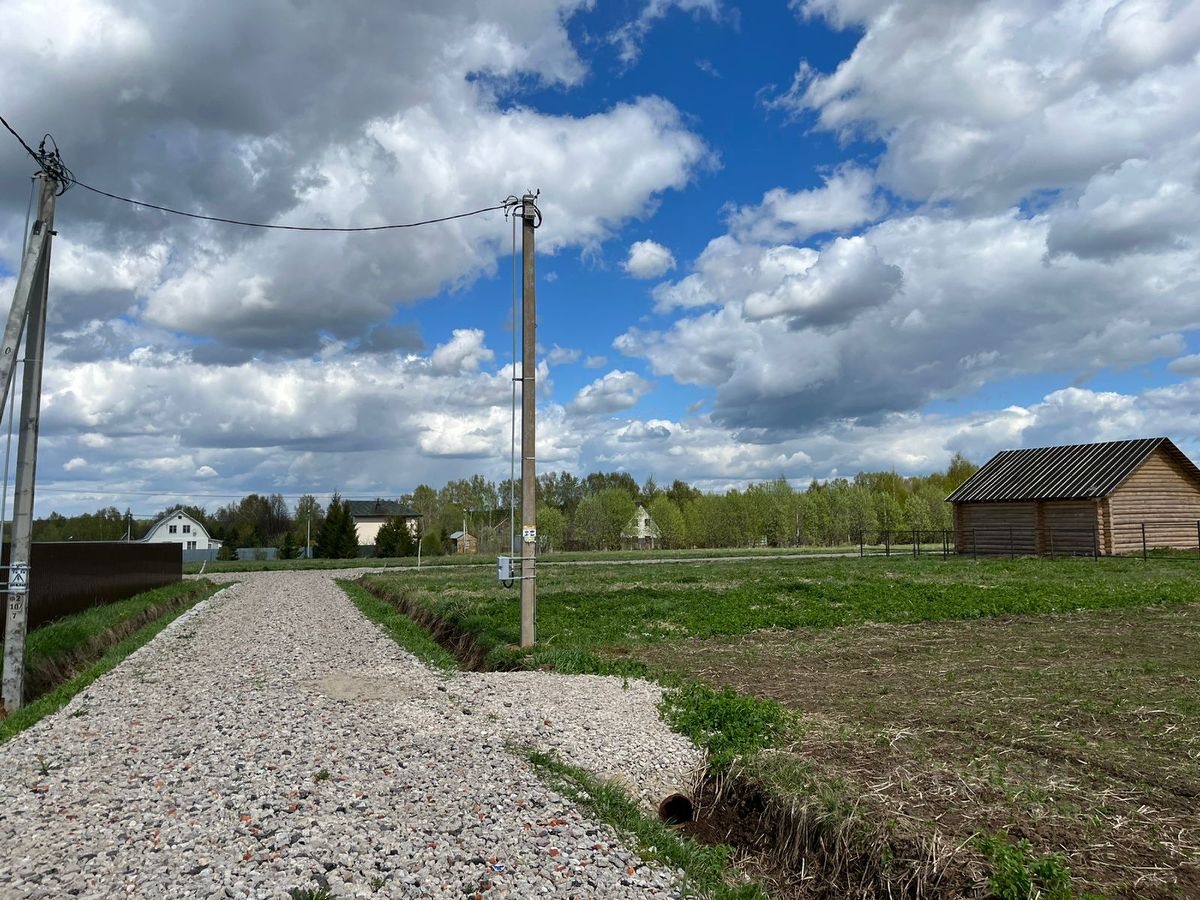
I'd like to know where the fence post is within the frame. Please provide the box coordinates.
[859,530,864,558]
[1142,522,1147,561]
[913,529,918,558]
[885,530,890,557]
[1048,527,1054,560]
[973,528,977,562]
[1009,526,1015,559]
[1093,523,1099,560]
[943,529,948,559]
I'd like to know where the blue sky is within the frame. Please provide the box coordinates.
[1,0,1199,514]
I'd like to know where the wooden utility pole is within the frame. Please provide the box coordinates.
[519,194,538,648]
[2,173,57,713]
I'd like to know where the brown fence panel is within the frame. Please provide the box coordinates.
[1,542,182,636]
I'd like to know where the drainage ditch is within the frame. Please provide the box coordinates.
[352,575,973,898]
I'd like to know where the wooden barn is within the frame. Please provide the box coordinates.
[947,437,1200,556]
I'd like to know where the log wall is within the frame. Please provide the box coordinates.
[1107,447,1200,553]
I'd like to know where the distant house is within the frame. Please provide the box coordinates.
[449,531,477,555]
[621,503,661,550]
[947,437,1200,556]
[347,499,421,547]
[141,509,221,552]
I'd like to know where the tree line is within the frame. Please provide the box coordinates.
[30,453,977,556]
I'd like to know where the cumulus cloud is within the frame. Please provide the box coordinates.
[1,3,709,356]
[726,166,882,243]
[583,355,608,368]
[430,329,494,375]
[785,0,1200,210]
[624,240,677,278]
[1168,354,1200,376]
[545,345,581,365]
[569,370,654,415]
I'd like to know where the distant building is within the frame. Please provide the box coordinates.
[347,499,421,547]
[141,509,221,552]
[947,437,1200,555]
[449,531,477,554]
[621,503,661,550]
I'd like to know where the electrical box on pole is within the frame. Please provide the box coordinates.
[2,173,57,713]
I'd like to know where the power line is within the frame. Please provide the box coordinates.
[4,112,518,230]
[69,177,514,232]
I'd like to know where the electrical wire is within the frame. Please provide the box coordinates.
[4,112,519,230]
[69,178,515,232]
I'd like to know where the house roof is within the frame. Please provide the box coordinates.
[946,437,1200,504]
[347,499,421,518]
[449,531,473,540]
[140,508,212,541]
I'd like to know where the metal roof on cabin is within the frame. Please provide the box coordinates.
[946,437,1200,503]
[346,499,421,518]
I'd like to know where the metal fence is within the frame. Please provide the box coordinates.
[1,541,182,636]
[858,521,1200,560]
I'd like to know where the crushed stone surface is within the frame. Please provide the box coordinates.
[0,571,701,899]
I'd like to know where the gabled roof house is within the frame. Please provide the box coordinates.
[947,437,1200,555]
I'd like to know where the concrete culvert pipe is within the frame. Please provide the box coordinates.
[658,792,694,826]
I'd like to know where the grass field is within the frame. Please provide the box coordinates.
[182,544,859,575]
[359,556,1200,898]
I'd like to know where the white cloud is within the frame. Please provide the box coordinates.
[583,355,608,369]
[430,329,495,375]
[194,465,218,478]
[784,0,1200,210]
[624,240,677,279]
[569,370,654,415]
[611,1,723,64]
[546,345,581,365]
[726,166,882,243]
[1,3,710,357]
[1168,354,1200,376]
[64,457,87,471]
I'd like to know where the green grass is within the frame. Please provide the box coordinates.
[659,682,791,772]
[336,578,457,671]
[183,543,859,574]
[361,555,1200,671]
[524,749,767,900]
[0,578,223,743]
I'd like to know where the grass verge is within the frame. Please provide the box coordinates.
[336,578,457,671]
[0,578,223,743]
[524,748,767,900]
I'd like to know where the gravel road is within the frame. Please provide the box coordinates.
[0,572,701,899]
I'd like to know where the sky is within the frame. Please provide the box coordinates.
[1,0,1199,516]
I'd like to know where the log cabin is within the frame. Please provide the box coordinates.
[947,437,1200,556]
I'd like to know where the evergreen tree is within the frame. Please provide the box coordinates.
[315,492,345,558]
[279,530,297,560]
[217,541,238,561]
[336,500,360,558]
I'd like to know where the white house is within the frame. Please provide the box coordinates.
[347,500,422,547]
[621,503,662,550]
[141,509,221,551]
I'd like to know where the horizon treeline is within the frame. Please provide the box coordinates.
[29,454,978,553]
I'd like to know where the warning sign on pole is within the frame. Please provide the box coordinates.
[8,562,28,593]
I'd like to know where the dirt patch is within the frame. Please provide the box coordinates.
[640,603,1200,898]
[313,673,415,702]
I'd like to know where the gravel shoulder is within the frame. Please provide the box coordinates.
[0,571,700,899]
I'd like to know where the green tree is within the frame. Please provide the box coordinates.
[598,488,637,549]
[279,530,297,560]
[217,541,238,561]
[572,496,606,550]
[536,503,566,553]
[375,516,417,558]
[648,497,685,549]
[316,493,350,558]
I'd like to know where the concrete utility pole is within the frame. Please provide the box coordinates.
[2,173,57,713]
[519,193,538,648]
